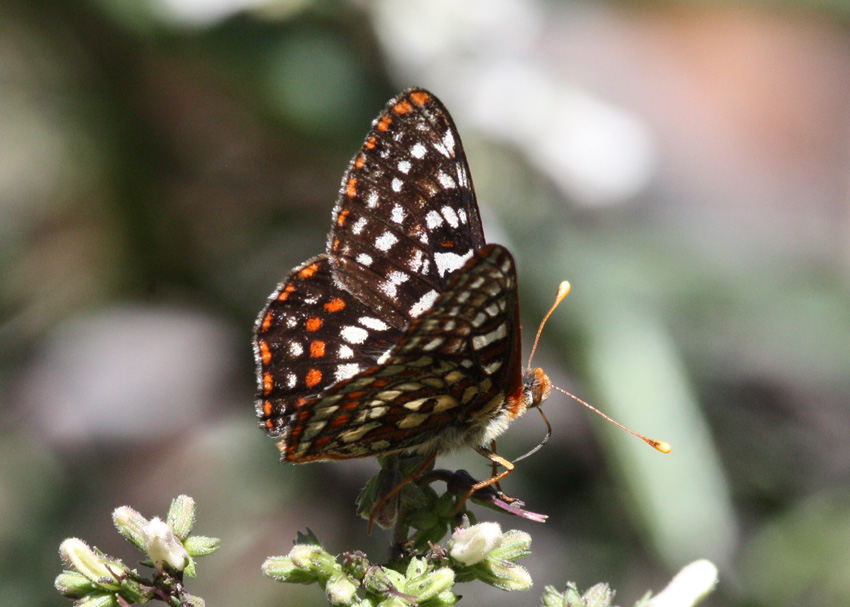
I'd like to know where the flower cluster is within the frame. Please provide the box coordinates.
[54,495,219,607]
[262,521,532,607]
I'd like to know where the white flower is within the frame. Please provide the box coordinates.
[143,517,189,571]
[448,522,503,566]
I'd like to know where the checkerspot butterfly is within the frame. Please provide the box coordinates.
[253,88,554,504]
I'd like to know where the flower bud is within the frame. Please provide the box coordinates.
[112,506,147,551]
[143,517,189,571]
[477,560,532,592]
[325,572,359,606]
[59,538,120,590]
[54,571,97,598]
[166,495,196,540]
[405,566,455,602]
[289,544,337,579]
[72,594,120,607]
[449,522,502,566]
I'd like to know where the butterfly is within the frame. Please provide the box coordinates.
[253,87,552,506]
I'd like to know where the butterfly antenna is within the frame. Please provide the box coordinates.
[527,281,571,372]
[553,385,672,453]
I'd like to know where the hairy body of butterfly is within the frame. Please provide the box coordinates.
[253,88,551,491]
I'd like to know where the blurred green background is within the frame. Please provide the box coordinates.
[2,1,849,606]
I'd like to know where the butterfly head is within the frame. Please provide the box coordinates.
[522,367,552,410]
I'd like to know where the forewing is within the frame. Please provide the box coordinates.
[278,244,524,462]
[254,255,401,437]
[329,88,486,330]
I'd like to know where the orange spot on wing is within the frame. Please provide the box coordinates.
[346,178,357,198]
[441,240,455,248]
[259,340,271,365]
[265,419,275,430]
[343,400,361,411]
[377,115,392,131]
[337,208,350,226]
[263,400,273,417]
[393,100,413,114]
[410,91,430,106]
[328,414,351,430]
[260,311,273,332]
[355,154,365,169]
[365,136,377,150]
[263,372,273,395]
[347,391,366,399]
[310,340,326,358]
[324,298,346,312]
[306,317,322,331]
[313,436,332,451]
[298,264,319,279]
[278,284,295,301]
[332,238,340,252]
[372,378,391,388]
[305,368,322,388]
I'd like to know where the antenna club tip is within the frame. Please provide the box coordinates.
[650,440,672,454]
[556,281,571,302]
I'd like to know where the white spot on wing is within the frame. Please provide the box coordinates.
[443,129,456,154]
[391,178,403,192]
[356,253,373,266]
[437,172,456,190]
[289,342,303,357]
[435,250,473,277]
[379,270,410,298]
[341,326,368,344]
[366,190,379,208]
[472,323,508,350]
[339,345,354,359]
[375,231,398,252]
[411,142,427,158]
[398,160,411,174]
[351,217,368,235]
[359,316,390,331]
[335,363,360,382]
[426,210,443,229]
[286,373,297,388]
[441,205,459,227]
[391,204,406,224]
[410,289,439,318]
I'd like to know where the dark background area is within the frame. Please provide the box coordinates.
[2,1,850,606]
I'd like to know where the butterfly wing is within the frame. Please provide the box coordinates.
[255,88,489,440]
[254,255,402,437]
[330,88,486,330]
[277,244,525,462]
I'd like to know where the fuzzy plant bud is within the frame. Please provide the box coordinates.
[405,565,455,603]
[289,544,338,580]
[72,595,120,607]
[143,517,189,571]
[648,560,718,607]
[166,494,196,540]
[448,522,503,566]
[59,539,121,590]
[112,506,147,551]
[54,571,97,598]
[325,571,359,606]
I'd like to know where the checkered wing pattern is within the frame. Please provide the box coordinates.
[277,244,524,461]
[254,88,535,462]
[330,89,485,330]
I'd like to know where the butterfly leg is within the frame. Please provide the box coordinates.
[368,452,437,534]
[487,440,519,503]
[452,446,516,515]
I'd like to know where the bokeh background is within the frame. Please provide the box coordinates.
[3,0,850,605]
